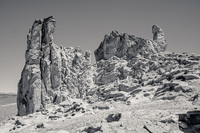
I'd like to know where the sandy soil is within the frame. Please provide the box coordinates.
[0,105,17,122]
[0,98,198,133]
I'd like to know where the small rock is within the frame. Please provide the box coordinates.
[41,111,48,115]
[130,89,142,95]
[64,114,68,117]
[82,126,103,133]
[160,118,176,124]
[126,101,131,105]
[15,120,25,126]
[144,93,150,97]
[56,108,63,112]
[36,123,44,128]
[174,86,183,92]
[106,113,122,122]
[82,111,85,113]
[92,106,110,110]
[49,115,60,120]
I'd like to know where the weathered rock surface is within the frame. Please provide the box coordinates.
[17,19,43,116]
[95,50,200,103]
[152,25,167,52]
[106,113,122,122]
[178,111,200,133]
[17,16,95,116]
[94,25,167,62]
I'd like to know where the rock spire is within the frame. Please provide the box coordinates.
[17,16,93,116]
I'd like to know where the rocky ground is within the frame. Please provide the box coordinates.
[0,96,199,133]
[1,74,200,133]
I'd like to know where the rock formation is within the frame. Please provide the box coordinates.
[94,25,167,62]
[17,16,200,121]
[152,25,167,52]
[17,16,95,116]
[17,19,43,116]
[1,16,199,133]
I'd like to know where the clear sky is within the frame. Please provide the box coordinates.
[0,0,199,93]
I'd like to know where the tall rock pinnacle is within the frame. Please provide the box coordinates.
[152,25,167,52]
[18,19,43,116]
[17,16,93,116]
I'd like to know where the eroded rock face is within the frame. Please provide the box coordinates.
[17,16,94,116]
[18,16,200,119]
[94,25,167,62]
[17,19,43,116]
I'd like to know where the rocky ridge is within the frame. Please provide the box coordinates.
[94,25,167,61]
[3,16,198,132]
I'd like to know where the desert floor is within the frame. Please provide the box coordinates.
[0,98,199,133]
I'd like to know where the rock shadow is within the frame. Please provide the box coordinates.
[178,110,200,133]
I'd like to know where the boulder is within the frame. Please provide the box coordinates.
[106,113,122,122]
[178,111,200,133]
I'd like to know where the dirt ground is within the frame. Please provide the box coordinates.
[0,98,198,133]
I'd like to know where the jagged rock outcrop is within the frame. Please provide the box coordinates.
[93,24,199,104]
[94,25,167,62]
[17,16,95,116]
[18,16,200,119]
[94,50,200,102]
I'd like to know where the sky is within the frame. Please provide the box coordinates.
[0,0,199,93]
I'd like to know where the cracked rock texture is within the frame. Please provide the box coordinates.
[94,25,167,62]
[17,16,95,116]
